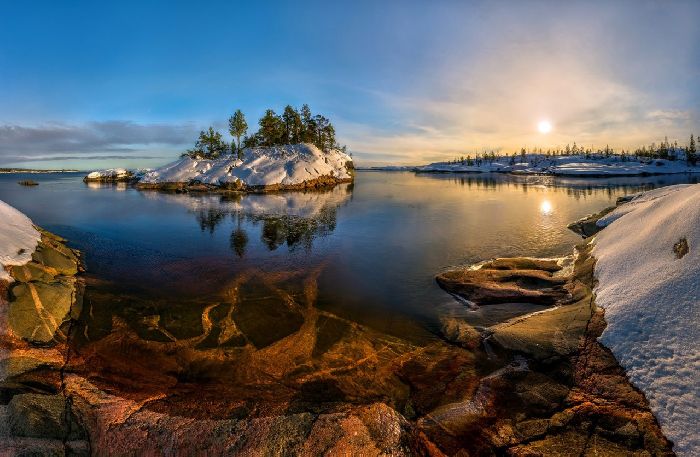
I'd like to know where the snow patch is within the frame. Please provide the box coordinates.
[0,201,41,282]
[592,183,700,455]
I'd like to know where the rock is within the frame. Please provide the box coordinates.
[9,281,75,344]
[8,394,66,440]
[489,299,593,360]
[440,317,481,349]
[567,206,616,238]
[31,242,78,276]
[437,265,569,306]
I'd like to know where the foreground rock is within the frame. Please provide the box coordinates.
[1,227,88,455]
[432,241,674,455]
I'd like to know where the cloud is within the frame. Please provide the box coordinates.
[0,121,198,164]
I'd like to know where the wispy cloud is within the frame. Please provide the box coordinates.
[0,121,197,165]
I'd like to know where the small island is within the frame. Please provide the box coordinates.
[84,105,354,192]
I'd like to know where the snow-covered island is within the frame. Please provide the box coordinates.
[83,168,137,183]
[137,143,353,191]
[83,144,353,191]
[416,153,700,176]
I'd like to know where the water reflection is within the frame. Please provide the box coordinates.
[150,184,351,255]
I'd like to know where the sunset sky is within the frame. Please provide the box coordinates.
[1,0,699,168]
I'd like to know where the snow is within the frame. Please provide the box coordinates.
[592,183,700,456]
[0,200,40,282]
[86,168,131,180]
[139,144,353,187]
[416,154,700,176]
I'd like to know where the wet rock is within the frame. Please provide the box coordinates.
[436,258,569,306]
[440,317,481,349]
[489,299,592,360]
[567,205,615,238]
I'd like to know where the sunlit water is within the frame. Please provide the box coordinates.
[1,171,697,343]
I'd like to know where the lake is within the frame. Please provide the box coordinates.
[1,171,697,338]
[1,170,697,415]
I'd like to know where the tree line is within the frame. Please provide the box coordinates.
[182,105,345,160]
[446,134,699,166]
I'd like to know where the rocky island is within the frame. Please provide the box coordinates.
[84,105,355,192]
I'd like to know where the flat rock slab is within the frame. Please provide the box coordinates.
[436,257,569,306]
[489,299,593,360]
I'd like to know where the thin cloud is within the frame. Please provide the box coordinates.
[0,121,197,157]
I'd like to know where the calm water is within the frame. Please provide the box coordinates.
[1,171,697,343]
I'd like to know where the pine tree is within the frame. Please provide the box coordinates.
[183,127,227,159]
[258,109,284,146]
[300,104,315,143]
[686,134,697,165]
[228,109,248,157]
[282,105,303,144]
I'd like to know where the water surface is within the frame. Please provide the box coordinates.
[1,171,696,339]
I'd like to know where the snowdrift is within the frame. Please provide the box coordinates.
[593,184,700,455]
[0,200,40,281]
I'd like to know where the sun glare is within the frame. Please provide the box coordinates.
[540,200,553,215]
[538,120,552,134]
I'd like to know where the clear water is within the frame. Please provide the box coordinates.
[2,171,697,343]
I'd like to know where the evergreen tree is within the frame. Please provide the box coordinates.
[300,104,315,143]
[282,105,303,143]
[687,134,697,165]
[183,127,228,159]
[258,109,284,146]
[228,109,248,157]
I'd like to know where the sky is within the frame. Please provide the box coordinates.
[1,0,699,168]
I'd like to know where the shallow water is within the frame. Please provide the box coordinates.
[1,171,697,341]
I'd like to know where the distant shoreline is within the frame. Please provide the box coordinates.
[0,169,81,174]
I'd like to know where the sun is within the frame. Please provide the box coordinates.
[538,120,552,134]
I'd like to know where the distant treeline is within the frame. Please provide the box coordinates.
[183,105,345,160]
[447,135,699,166]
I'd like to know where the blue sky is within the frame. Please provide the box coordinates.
[1,0,699,168]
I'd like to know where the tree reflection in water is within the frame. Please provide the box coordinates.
[182,184,351,257]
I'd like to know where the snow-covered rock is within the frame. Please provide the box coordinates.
[416,154,700,176]
[0,201,41,282]
[593,183,700,456]
[84,168,133,182]
[138,144,353,189]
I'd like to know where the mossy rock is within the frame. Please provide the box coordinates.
[8,281,74,344]
[31,243,78,276]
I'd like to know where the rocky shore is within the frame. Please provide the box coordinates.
[435,243,673,455]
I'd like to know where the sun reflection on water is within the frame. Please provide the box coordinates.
[540,200,553,215]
